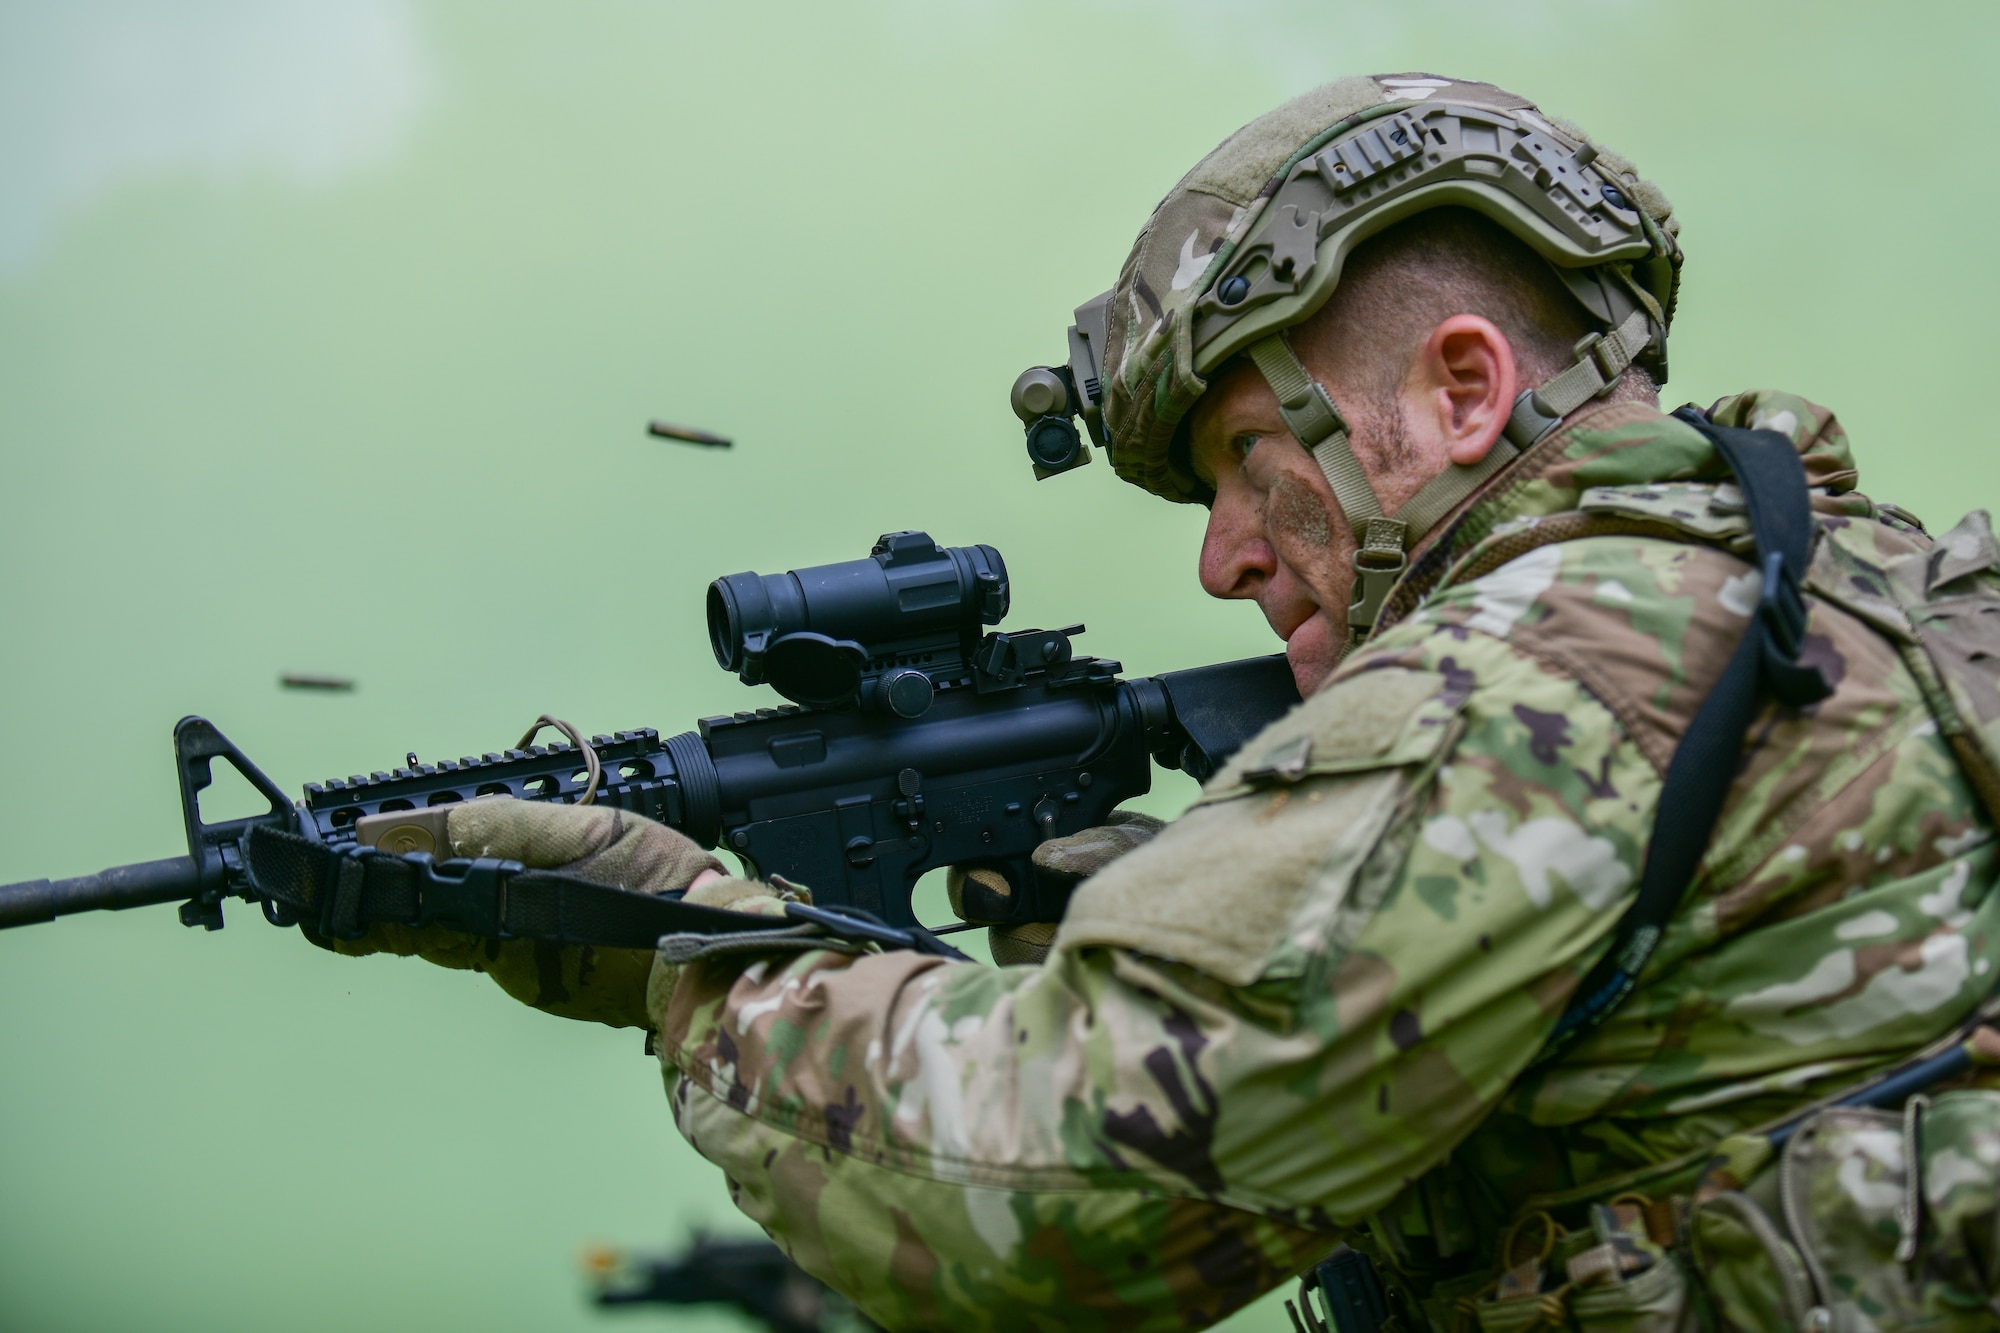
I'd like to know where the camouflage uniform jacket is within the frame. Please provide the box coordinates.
[651,391,2000,1330]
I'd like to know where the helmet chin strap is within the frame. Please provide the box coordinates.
[1246,305,1655,645]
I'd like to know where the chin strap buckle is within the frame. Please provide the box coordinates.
[1502,308,1658,452]
[1573,326,1633,386]
[1347,518,1410,630]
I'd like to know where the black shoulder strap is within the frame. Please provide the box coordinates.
[1535,409,1832,1065]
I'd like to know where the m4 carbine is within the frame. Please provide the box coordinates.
[0,532,1298,949]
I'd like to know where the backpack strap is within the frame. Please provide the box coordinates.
[1535,408,1833,1064]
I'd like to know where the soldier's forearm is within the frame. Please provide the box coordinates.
[667,1058,1327,1330]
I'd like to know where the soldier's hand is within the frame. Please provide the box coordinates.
[1029,809,1167,886]
[327,800,730,1029]
[946,810,1166,966]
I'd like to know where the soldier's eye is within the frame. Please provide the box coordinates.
[1197,431,1263,488]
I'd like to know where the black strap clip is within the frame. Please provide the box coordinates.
[1755,547,1832,707]
[317,845,524,941]
[408,853,522,937]
[319,845,373,940]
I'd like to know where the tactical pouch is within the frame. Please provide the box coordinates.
[1463,1208,1693,1333]
[1688,1188,1818,1329]
[1469,1263,1690,1333]
[1690,1092,2000,1331]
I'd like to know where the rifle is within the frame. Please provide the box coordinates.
[583,1234,879,1332]
[0,531,1297,948]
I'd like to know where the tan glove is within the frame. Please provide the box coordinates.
[946,810,1166,966]
[640,868,804,1034]
[330,800,733,1030]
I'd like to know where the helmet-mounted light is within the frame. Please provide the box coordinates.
[1009,292,1110,480]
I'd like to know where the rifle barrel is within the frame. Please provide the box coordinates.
[0,856,201,929]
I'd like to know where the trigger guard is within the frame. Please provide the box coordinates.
[951,856,1069,926]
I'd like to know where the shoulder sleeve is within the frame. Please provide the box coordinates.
[1055,634,1661,1206]
[1055,664,1464,984]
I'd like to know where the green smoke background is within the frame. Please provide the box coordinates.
[2,2,1994,1328]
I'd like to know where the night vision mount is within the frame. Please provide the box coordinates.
[708,531,1116,716]
[1009,291,1111,481]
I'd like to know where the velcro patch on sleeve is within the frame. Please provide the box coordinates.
[1199,666,1458,801]
[1055,668,1462,986]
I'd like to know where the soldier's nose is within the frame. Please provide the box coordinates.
[1199,500,1274,601]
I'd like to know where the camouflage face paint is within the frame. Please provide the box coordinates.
[1270,473,1334,549]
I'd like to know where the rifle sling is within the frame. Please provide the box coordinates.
[242,824,966,958]
[1535,410,1833,1064]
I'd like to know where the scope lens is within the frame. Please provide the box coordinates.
[706,582,739,671]
[1027,417,1082,469]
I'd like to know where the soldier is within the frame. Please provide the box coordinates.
[340,76,2000,1329]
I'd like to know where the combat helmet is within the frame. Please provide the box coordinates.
[1010,74,1681,638]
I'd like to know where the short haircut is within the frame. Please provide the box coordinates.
[1293,206,1656,404]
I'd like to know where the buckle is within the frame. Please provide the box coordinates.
[1574,329,1631,389]
[1347,545,1409,630]
[1756,550,1806,656]
[1504,388,1563,448]
[409,853,523,937]
[318,844,374,940]
[1755,550,1833,707]
[1283,380,1347,448]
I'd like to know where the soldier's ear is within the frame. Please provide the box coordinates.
[1411,314,1516,467]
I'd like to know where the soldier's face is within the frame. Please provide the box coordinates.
[1189,314,1521,693]
[1189,359,1359,694]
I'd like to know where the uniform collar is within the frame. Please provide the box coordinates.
[1369,390,1858,637]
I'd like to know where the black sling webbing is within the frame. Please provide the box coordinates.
[241,824,971,959]
[244,823,770,945]
[1535,409,1833,1065]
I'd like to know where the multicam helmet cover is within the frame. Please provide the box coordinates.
[1010,75,1681,643]
[1085,74,1681,504]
